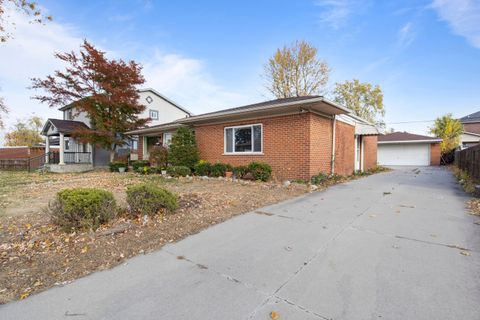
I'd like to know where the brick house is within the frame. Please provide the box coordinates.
[127,96,380,180]
[459,111,480,149]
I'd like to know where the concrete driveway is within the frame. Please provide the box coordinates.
[1,167,480,319]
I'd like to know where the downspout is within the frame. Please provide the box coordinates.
[331,115,336,175]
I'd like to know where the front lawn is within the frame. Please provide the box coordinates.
[0,170,309,303]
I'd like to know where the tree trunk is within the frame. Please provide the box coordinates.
[110,150,115,162]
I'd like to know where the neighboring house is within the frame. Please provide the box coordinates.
[127,96,380,180]
[40,88,191,172]
[377,132,442,166]
[459,111,480,148]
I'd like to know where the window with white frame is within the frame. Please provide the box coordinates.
[163,132,172,147]
[149,109,159,120]
[224,124,262,154]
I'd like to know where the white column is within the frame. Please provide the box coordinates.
[59,133,65,165]
[45,137,50,164]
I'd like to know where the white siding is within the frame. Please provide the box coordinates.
[138,90,189,126]
[65,107,91,127]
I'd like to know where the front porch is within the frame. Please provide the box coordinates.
[42,119,94,172]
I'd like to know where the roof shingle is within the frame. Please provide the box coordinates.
[378,131,440,142]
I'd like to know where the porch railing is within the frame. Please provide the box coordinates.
[62,152,92,164]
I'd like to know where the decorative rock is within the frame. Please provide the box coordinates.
[201,176,209,180]
[309,184,318,191]
[283,180,291,187]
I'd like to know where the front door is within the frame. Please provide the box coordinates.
[355,136,362,171]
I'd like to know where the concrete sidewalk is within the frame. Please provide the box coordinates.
[1,167,479,319]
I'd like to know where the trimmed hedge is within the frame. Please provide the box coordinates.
[109,161,128,172]
[131,160,150,171]
[167,165,191,177]
[48,188,117,231]
[210,163,233,177]
[126,184,178,215]
[233,165,249,178]
[194,160,211,176]
[248,162,272,181]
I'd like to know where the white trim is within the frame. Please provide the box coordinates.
[361,136,364,171]
[224,123,263,155]
[378,139,442,144]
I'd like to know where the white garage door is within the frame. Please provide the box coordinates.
[378,143,430,166]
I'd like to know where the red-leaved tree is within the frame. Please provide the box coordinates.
[31,40,148,161]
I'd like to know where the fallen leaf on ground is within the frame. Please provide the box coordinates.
[460,251,471,256]
[270,311,280,319]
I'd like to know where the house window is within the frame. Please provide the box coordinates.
[131,138,138,151]
[163,132,172,147]
[224,124,262,154]
[149,109,159,120]
[65,139,70,150]
[65,109,73,120]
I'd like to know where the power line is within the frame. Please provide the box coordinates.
[386,120,435,124]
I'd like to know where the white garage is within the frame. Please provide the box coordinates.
[377,132,442,166]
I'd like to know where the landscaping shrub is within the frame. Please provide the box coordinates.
[109,161,128,172]
[136,166,154,175]
[48,188,116,231]
[233,165,249,179]
[131,160,150,171]
[210,162,233,177]
[194,160,211,176]
[167,165,191,177]
[248,162,272,181]
[126,184,178,215]
[168,127,199,169]
[310,172,329,185]
[149,146,168,168]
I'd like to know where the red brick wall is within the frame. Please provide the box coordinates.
[334,121,355,176]
[138,137,144,160]
[463,122,480,134]
[363,135,378,171]
[309,114,334,177]
[195,113,316,180]
[430,143,441,165]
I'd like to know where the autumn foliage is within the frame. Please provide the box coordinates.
[31,40,148,160]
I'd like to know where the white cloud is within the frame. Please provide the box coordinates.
[314,0,368,29]
[0,5,254,145]
[431,0,480,48]
[397,22,415,49]
[142,51,250,114]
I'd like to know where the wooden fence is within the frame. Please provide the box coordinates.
[0,158,30,171]
[456,144,480,180]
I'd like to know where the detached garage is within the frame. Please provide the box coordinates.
[378,132,442,166]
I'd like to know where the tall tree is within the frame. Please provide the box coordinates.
[0,94,7,128]
[333,79,385,126]
[168,127,199,169]
[4,115,43,146]
[430,114,463,153]
[31,40,148,161]
[263,40,330,98]
[0,0,52,42]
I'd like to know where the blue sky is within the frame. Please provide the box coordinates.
[0,0,479,141]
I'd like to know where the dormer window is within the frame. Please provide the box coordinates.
[66,109,73,120]
[149,109,159,120]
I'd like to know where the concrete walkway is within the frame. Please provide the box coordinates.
[1,167,480,319]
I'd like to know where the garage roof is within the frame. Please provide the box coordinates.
[378,132,442,144]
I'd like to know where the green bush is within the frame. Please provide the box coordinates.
[136,166,154,175]
[168,127,199,169]
[248,162,272,181]
[126,184,178,215]
[194,160,211,176]
[48,188,116,231]
[310,172,329,185]
[233,165,249,179]
[131,160,150,171]
[109,161,128,172]
[210,162,233,177]
[167,165,191,177]
[149,146,168,168]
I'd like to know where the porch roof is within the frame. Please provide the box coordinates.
[42,119,91,137]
